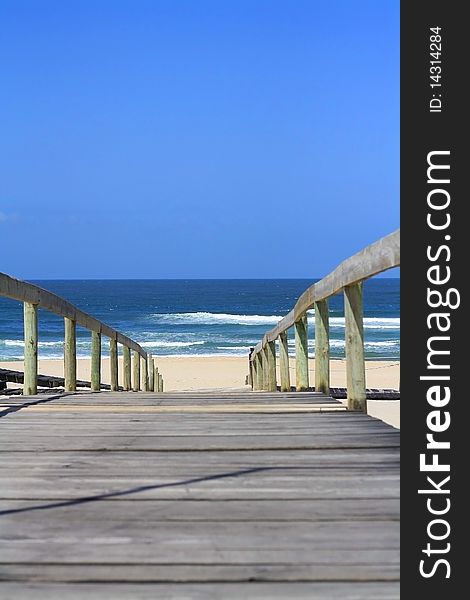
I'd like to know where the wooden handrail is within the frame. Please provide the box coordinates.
[0,273,147,355]
[252,230,399,355]
[250,230,400,411]
[0,273,165,395]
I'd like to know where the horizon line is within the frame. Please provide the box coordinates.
[24,275,400,282]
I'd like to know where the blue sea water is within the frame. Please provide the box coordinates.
[0,279,399,361]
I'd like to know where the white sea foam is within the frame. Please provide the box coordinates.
[328,317,400,330]
[365,340,400,347]
[142,341,205,348]
[149,312,400,329]
[2,340,64,348]
[168,352,250,358]
[151,312,282,326]
[2,339,25,346]
[285,338,399,350]
[321,339,399,349]
[217,346,252,351]
[329,340,346,348]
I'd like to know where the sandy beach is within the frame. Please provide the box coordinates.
[1,356,400,427]
[0,356,399,391]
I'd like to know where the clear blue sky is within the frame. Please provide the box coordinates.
[1,0,399,279]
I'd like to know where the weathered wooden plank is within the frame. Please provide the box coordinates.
[0,521,399,565]
[15,391,334,401]
[0,434,395,449]
[0,432,398,446]
[0,557,399,582]
[2,399,343,412]
[0,542,399,567]
[0,471,400,498]
[4,392,336,404]
[0,497,399,520]
[0,433,399,453]
[23,302,38,395]
[0,582,401,600]
[0,479,392,506]
[0,561,400,585]
[0,416,394,431]
[0,402,345,413]
[2,405,344,415]
[0,457,326,478]
[0,478,399,502]
[0,517,399,542]
[10,395,323,407]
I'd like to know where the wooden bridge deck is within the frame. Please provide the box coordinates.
[0,390,400,599]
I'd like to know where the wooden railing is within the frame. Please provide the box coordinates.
[0,273,164,395]
[249,230,400,411]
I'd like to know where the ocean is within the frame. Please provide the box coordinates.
[0,279,399,361]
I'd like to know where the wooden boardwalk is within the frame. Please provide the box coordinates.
[0,390,400,599]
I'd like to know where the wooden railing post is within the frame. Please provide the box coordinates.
[133,350,140,391]
[248,347,254,387]
[91,331,101,392]
[123,345,131,391]
[262,346,269,390]
[344,283,366,412]
[141,355,148,391]
[154,365,159,392]
[64,317,77,392]
[110,338,118,391]
[314,300,330,394]
[294,314,309,391]
[23,302,38,395]
[251,357,258,390]
[148,355,155,391]
[255,354,263,391]
[158,373,163,392]
[266,340,277,392]
[279,331,290,392]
